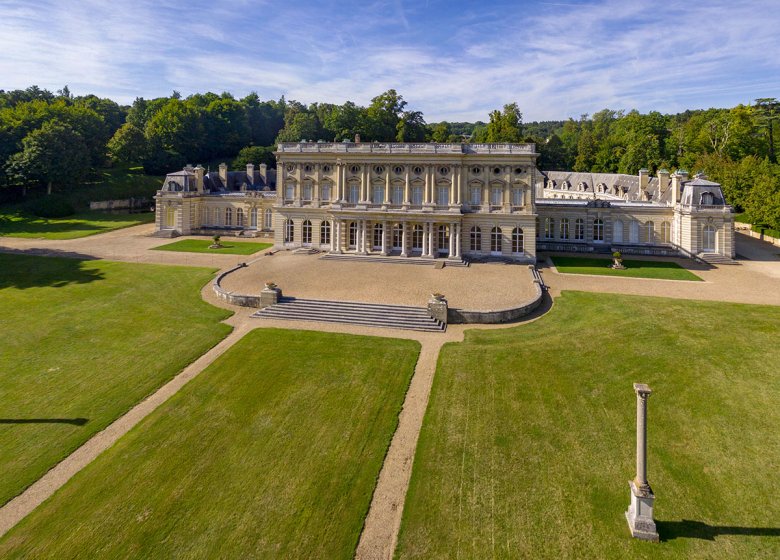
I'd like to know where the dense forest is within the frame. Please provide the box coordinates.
[0,86,778,229]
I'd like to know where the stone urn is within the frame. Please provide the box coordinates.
[611,251,626,270]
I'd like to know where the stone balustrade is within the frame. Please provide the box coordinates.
[277,142,536,155]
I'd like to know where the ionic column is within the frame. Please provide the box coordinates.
[422,222,428,256]
[329,219,335,251]
[455,223,461,257]
[401,222,408,257]
[448,223,455,256]
[362,220,368,254]
[381,221,387,255]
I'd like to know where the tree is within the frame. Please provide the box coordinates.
[484,103,522,142]
[755,98,779,163]
[144,99,205,161]
[364,90,406,141]
[274,111,320,143]
[431,122,457,143]
[233,145,276,169]
[5,121,90,194]
[396,110,427,142]
[107,123,147,165]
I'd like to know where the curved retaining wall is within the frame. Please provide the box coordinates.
[213,263,263,308]
[447,265,545,324]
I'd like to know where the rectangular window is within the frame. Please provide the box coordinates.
[470,187,481,206]
[373,185,384,203]
[285,184,294,201]
[349,185,359,203]
[491,188,502,206]
[412,187,423,205]
[512,188,523,206]
[392,185,403,205]
[438,186,449,206]
[321,184,331,201]
[560,219,569,240]
[302,184,312,201]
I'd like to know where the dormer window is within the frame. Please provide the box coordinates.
[701,192,714,205]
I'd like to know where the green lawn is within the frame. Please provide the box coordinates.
[397,291,780,559]
[152,239,273,255]
[0,210,154,239]
[0,254,232,507]
[551,256,702,281]
[0,329,420,559]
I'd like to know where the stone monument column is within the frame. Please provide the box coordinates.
[626,383,659,542]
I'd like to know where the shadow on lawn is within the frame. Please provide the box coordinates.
[657,519,780,541]
[0,418,88,425]
[0,212,152,237]
[0,250,104,289]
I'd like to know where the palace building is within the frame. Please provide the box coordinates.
[154,142,735,263]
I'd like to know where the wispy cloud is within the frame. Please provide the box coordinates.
[1,0,778,121]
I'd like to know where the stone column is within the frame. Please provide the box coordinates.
[448,223,455,256]
[626,382,659,542]
[421,222,428,256]
[401,222,408,257]
[362,220,368,254]
[381,221,387,255]
[385,168,391,204]
[429,222,436,256]
[404,169,411,205]
[329,219,335,252]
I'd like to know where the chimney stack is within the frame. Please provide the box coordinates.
[657,168,670,198]
[638,169,649,192]
[259,163,267,183]
[247,163,255,183]
[355,133,361,143]
[194,165,205,192]
[218,163,228,185]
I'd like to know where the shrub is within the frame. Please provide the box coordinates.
[23,194,76,218]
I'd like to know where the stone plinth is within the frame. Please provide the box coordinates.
[260,284,282,308]
[626,481,659,541]
[427,294,448,324]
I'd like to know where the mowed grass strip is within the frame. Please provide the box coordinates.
[0,211,155,239]
[551,255,702,281]
[0,329,420,559]
[397,292,780,559]
[152,239,273,255]
[0,254,232,506]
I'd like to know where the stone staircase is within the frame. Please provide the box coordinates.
[252,297,445,332]
[698,252,739,265]
[319,253,469,267]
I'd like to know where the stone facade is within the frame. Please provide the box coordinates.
[155,143,735,260]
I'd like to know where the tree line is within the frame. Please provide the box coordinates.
[0,86,777,229]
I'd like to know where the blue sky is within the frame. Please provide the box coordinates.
[1,0,778,121]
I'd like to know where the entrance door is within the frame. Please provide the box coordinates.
[392,224,402,250]
[437,225,450,256]
[702,225,716,251]
[373,223,383,250]
[412,225,423,252]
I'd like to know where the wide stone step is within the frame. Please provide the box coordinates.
[319,253,469,267]
[698,252,739,265]
[252,297,445,332]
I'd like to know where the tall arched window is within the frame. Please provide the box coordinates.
[302,220,312,245]
[225,207,233,226]
[470,226,482,251]
[392,223,402,248]
[574,218,584,240]
[284,219,294,243]
[320,220,330,245]
[250,207,258,228]
[437,225,449,253]
[593,218,604,242]
[645,221,655,244]
[512,227,524,254]
[236,208,244,227]
[264,209,272,230]
[629,220,639,243]
[373,223,384,248]
[412,224,423,249]
[491,226,502,254]
[613,219,623,243]
[560,218,570,240]
[661,221,671,243]
[544,217,554,239]
[348,222,357,247]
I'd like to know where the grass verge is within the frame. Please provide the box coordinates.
[396,291,780,559]
[551,256,702,281]
[0,329,420,559]
[0,254,232,507]
[0,211,154,239]
[152,239,273,255]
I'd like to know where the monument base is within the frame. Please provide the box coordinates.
[626,480,659,542]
